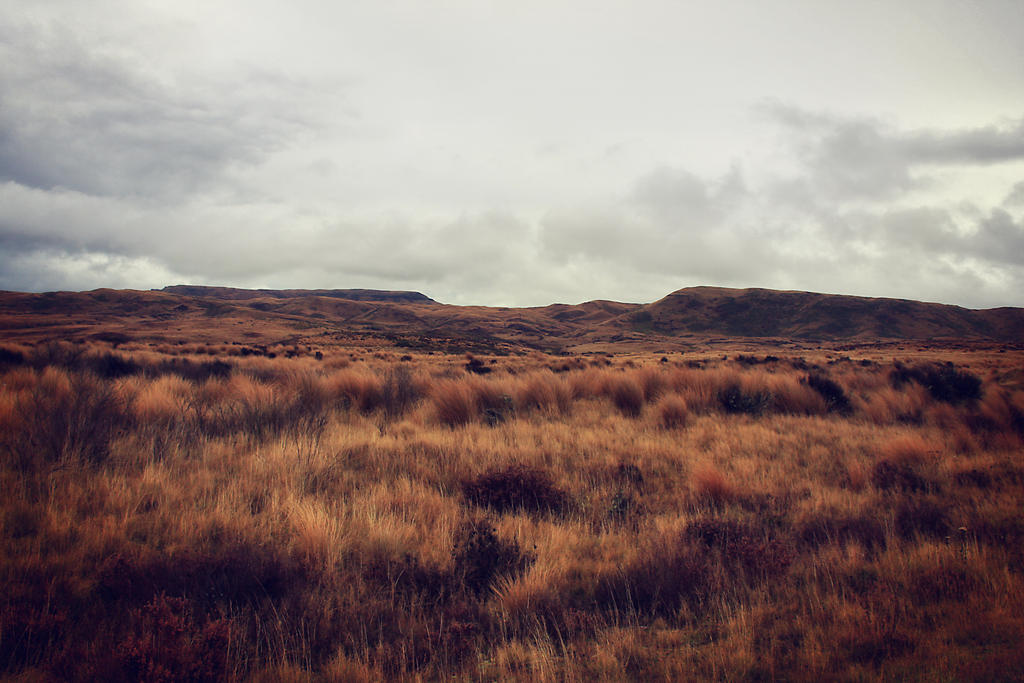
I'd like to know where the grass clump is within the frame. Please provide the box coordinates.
[803,372,852,415]
[461,463,569,515]
[719,382,772,415]
[655,393,689,429]
[891,362,982,404]
[451,519,532,594]
[607,375,645,418]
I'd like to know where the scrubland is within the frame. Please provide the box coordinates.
[1,340,1023,681]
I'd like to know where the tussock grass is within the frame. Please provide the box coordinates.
[0,343,1022,679]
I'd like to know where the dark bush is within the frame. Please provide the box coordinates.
[451,519,532,594]
[798,512,886,552]
[608,491,643,523]
[871,459,930,493]
[595,540,710,617]
[381,365,420,419]
[87,352,142,379]
[461,464,569,515]
[151,358,233,382]
[1,600,69,673]
[89,331,132,346]
[719,383,772,415]
[110,594,231,683]
[890,362,981,404]
[616,462,644,487]
[464,357,491,375]
[13,373,129,468]
[609,377,644,418]
[685,517,794,580]
[894,498,949,539]
[906,564,978,602]
[803,373,852,415]
[29,342,85,371]
[97,540,301,611]
[0,346,26,369]
[954,468,993,488]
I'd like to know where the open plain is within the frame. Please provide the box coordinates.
[2,286,1023,681]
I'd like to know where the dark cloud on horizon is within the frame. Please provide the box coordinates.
[0,20,319,199]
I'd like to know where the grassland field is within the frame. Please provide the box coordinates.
[1,337,1023,681]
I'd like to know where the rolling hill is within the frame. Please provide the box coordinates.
[1,285,1022,351]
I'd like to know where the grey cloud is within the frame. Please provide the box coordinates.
[903,121,1024,165]
[805,120,917,200]
[0,177,543,302]
[630,167,715,222]
[971,209,1024,265]
[766,105,1024,200]
[0,247,180,293]
[0,21,319,199]
[1004,181,1024,207]
[539,166,786,286]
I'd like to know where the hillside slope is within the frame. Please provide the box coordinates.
[1,285,1022,349]
[159,285,434,303]
[639,287,1024,341]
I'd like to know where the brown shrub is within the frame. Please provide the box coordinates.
[655,394,689,429]
[871,436,937,492]
[690,465,737,507]
[797,510,887,552]
[106,594,232,683]
[894,498,950,539]
[380,365,421,419]
[515,372,571,415]
[685,516,795,580]
[607,375,644,418]
[12,369,130,468]
[802,373,852,415]
[431,379,479,427]
[595,535,711,617]
[871,459,929,493]
[567,368,607,400]
[461,463,569,515]
[325,369,383,413]
[764,374,825,415]
[635,367,667,402]
[451,519,532,594]
[718,381,772,415]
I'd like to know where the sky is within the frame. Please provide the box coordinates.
[1,0,1023,308]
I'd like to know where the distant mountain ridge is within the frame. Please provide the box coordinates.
[641,287,1024,341]
[158,285,435,304]
[1,284,1022,350]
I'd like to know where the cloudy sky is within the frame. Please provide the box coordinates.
[1,0,1023,308]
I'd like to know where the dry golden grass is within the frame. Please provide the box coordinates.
[0,342,1022,680]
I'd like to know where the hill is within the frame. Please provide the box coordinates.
[158,285,434,303]
[1,285,1022,351]
[639,287,1024,342]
